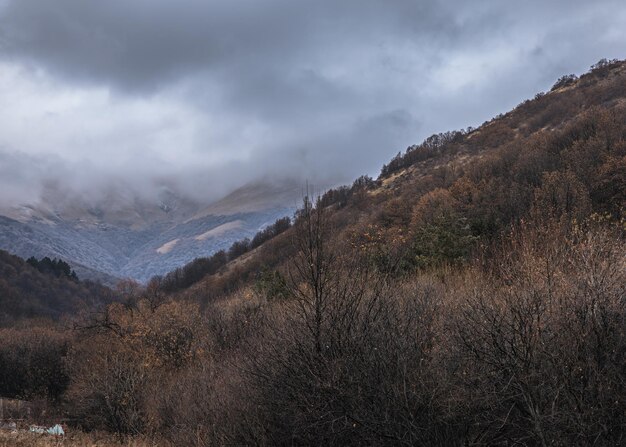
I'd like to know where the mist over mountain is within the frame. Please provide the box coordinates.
[0,179,301,282]
[1,0,626,213]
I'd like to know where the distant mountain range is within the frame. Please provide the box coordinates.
[0,180,302,283]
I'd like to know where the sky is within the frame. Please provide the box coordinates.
[0,0,625,206]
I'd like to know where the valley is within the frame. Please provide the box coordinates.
[0,181,299,282]
[0,1,625,445]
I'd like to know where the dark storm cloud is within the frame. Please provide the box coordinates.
[0,0,625,205]
[0,0,452,91]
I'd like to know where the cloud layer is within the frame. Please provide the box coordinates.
[0,0,625,205]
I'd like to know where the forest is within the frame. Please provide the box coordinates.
[0,59,625,446]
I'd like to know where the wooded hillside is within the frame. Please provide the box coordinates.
[1,59,625,446]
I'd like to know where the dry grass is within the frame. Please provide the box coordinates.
[0,430,167,447]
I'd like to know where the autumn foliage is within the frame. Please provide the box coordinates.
[1,59,626,446]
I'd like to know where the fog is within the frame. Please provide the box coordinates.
[0,0,625,206]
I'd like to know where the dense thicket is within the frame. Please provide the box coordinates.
[23,208,621,446]
[0,325,70,400]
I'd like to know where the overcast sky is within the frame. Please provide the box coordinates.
[0,0,625,205]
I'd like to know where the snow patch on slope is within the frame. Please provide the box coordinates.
[157,239,179,254]
[195,220,244,241]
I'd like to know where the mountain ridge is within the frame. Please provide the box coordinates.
[0,180,301,282]
[168,58,626,298]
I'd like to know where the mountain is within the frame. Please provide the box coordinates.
[2,60,625,447]
[172,58,626,298]
[0,180,301,283]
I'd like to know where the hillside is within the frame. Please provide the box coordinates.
[0,250,113,325]
[1,60,625,446]
[170,58,625,299]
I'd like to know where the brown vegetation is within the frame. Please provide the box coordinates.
[0,430,161,447]
[1,59,626,446]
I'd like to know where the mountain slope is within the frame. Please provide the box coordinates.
[175,58,626,298]
[0,250,113,325]
[1,60,625,447]
[0,181,300,282]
